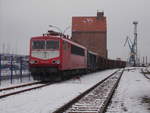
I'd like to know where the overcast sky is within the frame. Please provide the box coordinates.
[0,0,150,61]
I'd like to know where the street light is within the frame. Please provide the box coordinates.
[63,26,71,34]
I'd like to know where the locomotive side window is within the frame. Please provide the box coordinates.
[71,45,84,56]
[46,40,59,49]
[32,40,45,49]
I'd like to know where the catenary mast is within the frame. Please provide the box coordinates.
[133,21,138,65]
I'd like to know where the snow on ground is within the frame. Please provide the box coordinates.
[106,67,150,113]
[0,69,117,113]
[1,68,149,113]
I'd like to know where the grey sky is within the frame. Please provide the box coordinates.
[0,0,150,61]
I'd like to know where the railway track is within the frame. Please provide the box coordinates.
[141,69,150,80]
[53,69,124,113]
[0,82,41,92]
[0,81,51,99]
[146,68,150,74]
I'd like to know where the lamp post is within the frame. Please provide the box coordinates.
[63,26,71,34]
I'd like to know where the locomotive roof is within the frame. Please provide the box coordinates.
[31,35,60,40]
[61,36,87,49]
[88,50,98,55]
[31,35,87,50]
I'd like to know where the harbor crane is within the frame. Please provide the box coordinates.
[124,36,136,66]
[124,21,138,66]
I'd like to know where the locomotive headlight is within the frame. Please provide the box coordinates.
[29,60,38,64]
[29,60,35,64]
[52,60,60,64]
[56,60,60,64]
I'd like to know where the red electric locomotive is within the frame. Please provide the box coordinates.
[29,31,87,81]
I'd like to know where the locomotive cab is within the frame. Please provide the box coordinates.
[31,38,60,65]
[29,36,61,80]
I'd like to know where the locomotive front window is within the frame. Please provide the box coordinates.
[32,40,45,49]
[46,40,59,49]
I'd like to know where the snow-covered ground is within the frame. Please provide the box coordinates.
[0,69,116,113]
[0,68,149,113]
[106,67,150,113]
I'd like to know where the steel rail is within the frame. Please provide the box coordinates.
[99,69,124,113]
[0,81,42,92]
[53,69,124,113]
[146,68,150,74]
[141,69,150,80]
[0,82,51,99]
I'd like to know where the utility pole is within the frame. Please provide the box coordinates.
[146,56,148,66]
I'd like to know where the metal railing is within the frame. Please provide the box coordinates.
[0,54,31,85]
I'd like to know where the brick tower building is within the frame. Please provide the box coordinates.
[71,12,107,58]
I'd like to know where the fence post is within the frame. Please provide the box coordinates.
[20,56,22,83]
[27,58,30,81]
[0,55,1,85]
[10,56,13,84]
[28,65,30,81]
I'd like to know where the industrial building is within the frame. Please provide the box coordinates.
[71,12,107,58]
